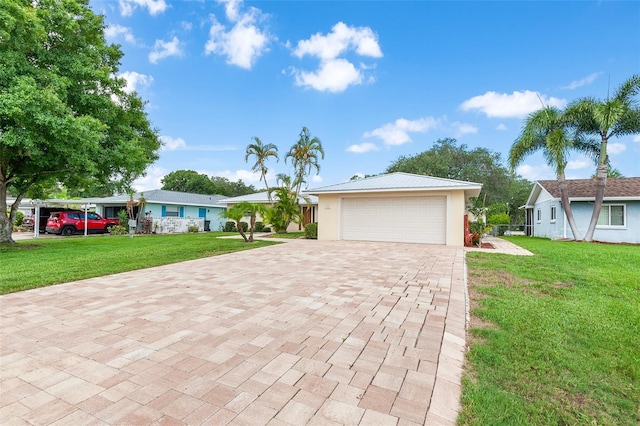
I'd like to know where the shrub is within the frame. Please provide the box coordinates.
[188,225,199,233]
[108,225,128,235]
[240,221,248,232]
[117,210,129,228]
[488,213,510,225]
[254,221,264,232]
[262,227,271,233]
[223,221,237,232]
[304,223,318,239]
[14,211,24,227]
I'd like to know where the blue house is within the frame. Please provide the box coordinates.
[92,189,228,231]
[524,178,640,243]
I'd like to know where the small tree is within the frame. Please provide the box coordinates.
[221,202,267,242]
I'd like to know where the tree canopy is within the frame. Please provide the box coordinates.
[0,0,161,243]
[161,170,257,197]
[387,138,531,212]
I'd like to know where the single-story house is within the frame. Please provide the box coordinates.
[306,172,482,246]
[219,191,318,233]
[524,178,640,243]
[91,189,228,232]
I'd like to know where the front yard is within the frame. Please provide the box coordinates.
[461,237,639,425]
[0,232,277,294]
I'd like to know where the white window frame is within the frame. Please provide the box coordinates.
[596,204,626,228]
[165,205,179,217]
[550,206,557,223]
[536,208,541,223]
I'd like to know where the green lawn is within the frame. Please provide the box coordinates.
[460,237,639,425]
[265,231,306,239]
[0,232,278,294]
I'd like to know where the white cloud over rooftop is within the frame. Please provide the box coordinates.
[460,90,567,119]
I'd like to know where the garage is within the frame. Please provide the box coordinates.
[308,172,482,246]
[341,196,446,244]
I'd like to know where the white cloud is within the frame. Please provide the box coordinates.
[159,136,187,151]
[293,22,382,61]
[566,158,591,170]
[290,22,382,93]
[132,166,167,192]
[562,72,603,90]
[204,3,271,70]
[347,142,378,153]
[452,122,478,137]
[119,71,153,94]
[119,0,167,17]
[633,135,640,142]
[311,175,323,183]
[293,59,362,93]
[149,36,183,64]
[608,142,626,154]
[213,169,262,183]
[460,90,567,118]
[496,123,507,131]
[105,24,136,44]
[363,117,441,146]
[516,164,554,181]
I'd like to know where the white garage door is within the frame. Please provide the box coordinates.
[341,196,446,244]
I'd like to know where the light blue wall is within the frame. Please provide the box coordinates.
[534,200,640,243]
[145,203,226,231]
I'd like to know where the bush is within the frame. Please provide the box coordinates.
[304,223,318,239]
[117,210,129,228]
[240,221,248,232]
[254,221,264,232]
[14,211,24,227]
[188,225,199,233]
[262,227,271,233]
[488,213,510,225]
[108,225,128,235]
[223,221,237,232]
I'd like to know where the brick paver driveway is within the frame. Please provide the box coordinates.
[1,240,467,425]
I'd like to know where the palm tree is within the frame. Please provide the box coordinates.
[285,127,324,197]
[567,74,640,241]
[244,137,279,193]
[509,106,599,241]
[266,173,307,233]
[221,201,267,242]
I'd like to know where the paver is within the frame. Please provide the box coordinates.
[1,238,529,424]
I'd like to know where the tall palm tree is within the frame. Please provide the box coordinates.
[509,106,599,241]
[266,173,307,233]
[285,127,324,197]
[566,74,640,241]
[244,137,279,192]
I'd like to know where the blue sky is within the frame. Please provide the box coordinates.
[91,0,640,192]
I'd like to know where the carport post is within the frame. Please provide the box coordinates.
[32,201,41,238]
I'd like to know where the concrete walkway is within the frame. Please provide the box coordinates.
[1,240,472,425]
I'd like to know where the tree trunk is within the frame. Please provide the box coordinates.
[558,173,582,240]
[236,220,249,242]
[584,136,608,242]
[0,182,17,244]
[248,213,255,242]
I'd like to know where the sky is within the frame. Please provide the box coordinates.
[90,0,640,192]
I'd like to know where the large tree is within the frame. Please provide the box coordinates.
[509,106,599,240]
[387,138,524,206]
[567,74,640,242]
[160,170,257,196]
[245,137,278,192]
[0,0,160,243]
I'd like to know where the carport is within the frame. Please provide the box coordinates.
[30,199,96,238]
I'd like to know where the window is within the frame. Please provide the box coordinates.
[550,206,557,222]
[536,209,541,222]
[164,205,179,217]
[597,204,625,227]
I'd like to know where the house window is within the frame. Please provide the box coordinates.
[597,204,625,227]
[550,206,557,222]
[536,209,541,223]
[165,205,179,217]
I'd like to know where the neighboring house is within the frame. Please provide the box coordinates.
[524,178,640,243]
[219,191,318,233]
[91,189,228,231]
[6,197,35,217]
[306,172,482,246]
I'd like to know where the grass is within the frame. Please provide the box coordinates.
[0,232,278,294]
[266,231,306,239]
[460,237,640,425]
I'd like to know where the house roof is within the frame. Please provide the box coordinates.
[219,191,318,205]
[526,177,640,207]
[90,189,227,208]
[538,178,640,199]
[306,172,482,195]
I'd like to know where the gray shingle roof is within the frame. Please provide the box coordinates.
[219,191,318,204]
[92,189,227,207]
[538,178,640,199]
[307,172,482,194]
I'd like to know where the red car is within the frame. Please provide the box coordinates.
[45,211,119,236]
